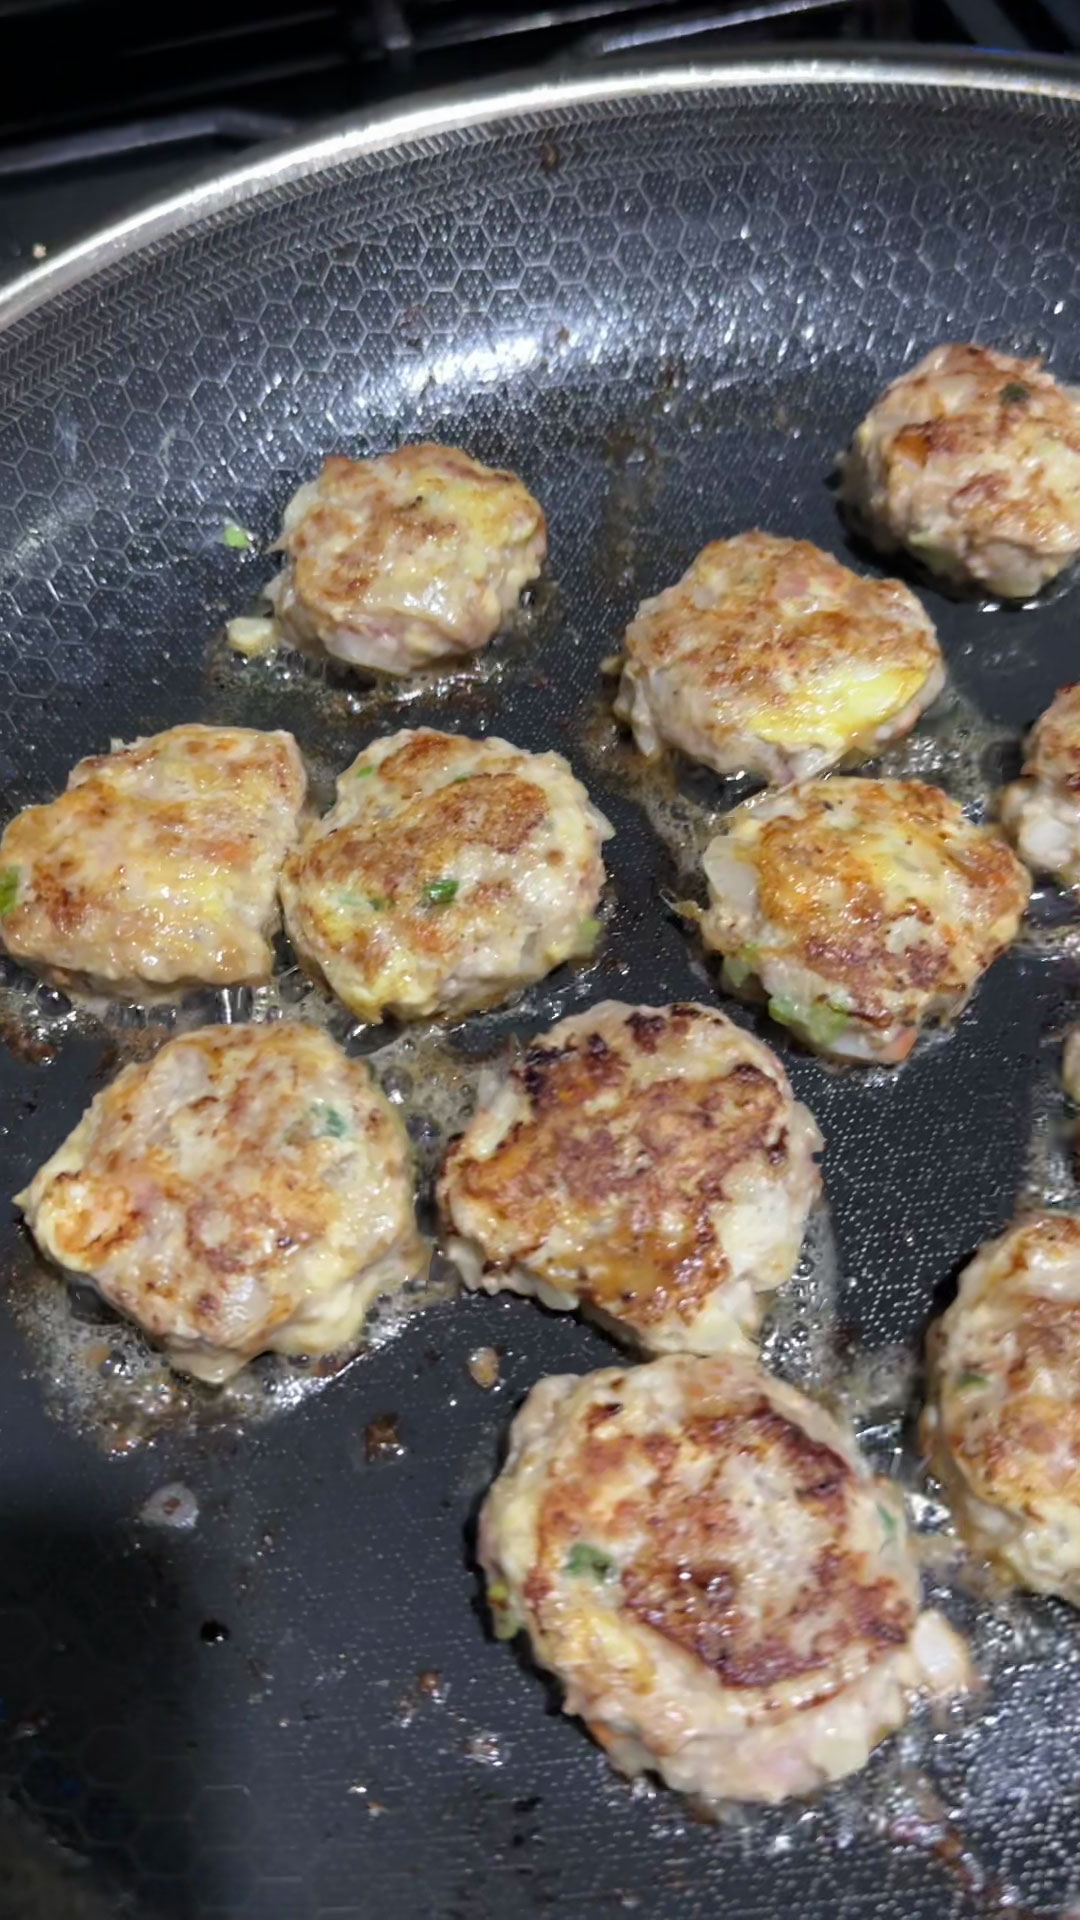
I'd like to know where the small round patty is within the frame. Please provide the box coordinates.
[698,776,1029,1064]
[439,1000,822,1354]
[267,443,547,674]
[480,1353,969,1806]
[16,1023,426,1383]
[1001,682,1080,887]
[280,728,612,1023]
[841,343,1080,600]
[0,724,306,998]
[615,531,944,784]
[923,1211,1080,1602]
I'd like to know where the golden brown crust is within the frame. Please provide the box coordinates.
[1025,683,1080,791]
[926,1213,1080,1554]
[280,728,611,1023]
[297,773,547,976]
[450,1020,783,1325]
[636,536,938,701]
[616,533,943,784]
[609,1403,910,1688]
[17,1022,425,1380]
[842,344,1080,598]
[290,447,539,622]
[0,724,306,995]
[872,348,1080,490]
[526,1376,913,1695]
[272,444,547,672]
[753,783,1015,1008]
[700,777,1030,1059]
[634,537,909,679]
[998,686,1080,885]
[439,1000,822,1352]
[961,1298,1080,1503]
[480,1356,970,1804]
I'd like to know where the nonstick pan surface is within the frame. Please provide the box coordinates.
[2,49,1080,1919]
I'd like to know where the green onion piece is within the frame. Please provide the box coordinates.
[0,867,19,916]
[312,1104,349,1139]
[487,1579,521,1638]
[354,764,376,778]
[338,889,389,912]
[576,915,603,951]
[1000,383,1030,405]
[564,1542,615,1581]
[222,521,254,550]
[877,1502,899,1540]
[804,1000,850,1048]
[724,950,757,992]
[768,994,802,1030]
[768,994,849,1048]
[422,878,459,907]
[957,1368,989,1390]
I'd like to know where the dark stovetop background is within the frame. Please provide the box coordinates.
[0,0,1076,285]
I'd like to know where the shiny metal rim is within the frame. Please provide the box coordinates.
[1,50,1078,330]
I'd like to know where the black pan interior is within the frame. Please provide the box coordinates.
[1,56,1080,1918]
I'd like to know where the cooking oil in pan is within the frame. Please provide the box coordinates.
[1016,1023,1080,1213]
[7,615,1080,1908]
[575,689,737,889]
[869,679,1014,819]
[1,982,501,1450]
[577,675,1015,892]
[202,573,560,739]
[7,1221,465,1457]
[759,1201,842,1396]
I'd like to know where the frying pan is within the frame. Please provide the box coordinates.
[1,46,1080,1919]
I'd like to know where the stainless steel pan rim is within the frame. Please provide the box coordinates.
[3,47,1080,332]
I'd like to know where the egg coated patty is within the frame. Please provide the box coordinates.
[698,776,1029,1064]
[615,531,944,785]
[479,1353,970,1806]
[266,443,547,674]
[0,723,306,998]
[16,1023,425,1384]
[439,1000,822,1354]
[923,1212,1080,1603]
[280,728,612,1023]
[841,344,1080,601]
[1001,682,1080,888]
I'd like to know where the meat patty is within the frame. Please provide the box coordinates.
[264,444,546,674]
[0,724,306,998]
[280,728,612,1023]
[841,344,1080,600]
[615,531,944,784]
[479,1353,970,1806]
[697,776,1029,1064]
[923,1211,1080,1602]
[16,1022,426,1383]
[1001,682,1080,887]
[1065,1023,1080,1121]
[439,1000,823,1354]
